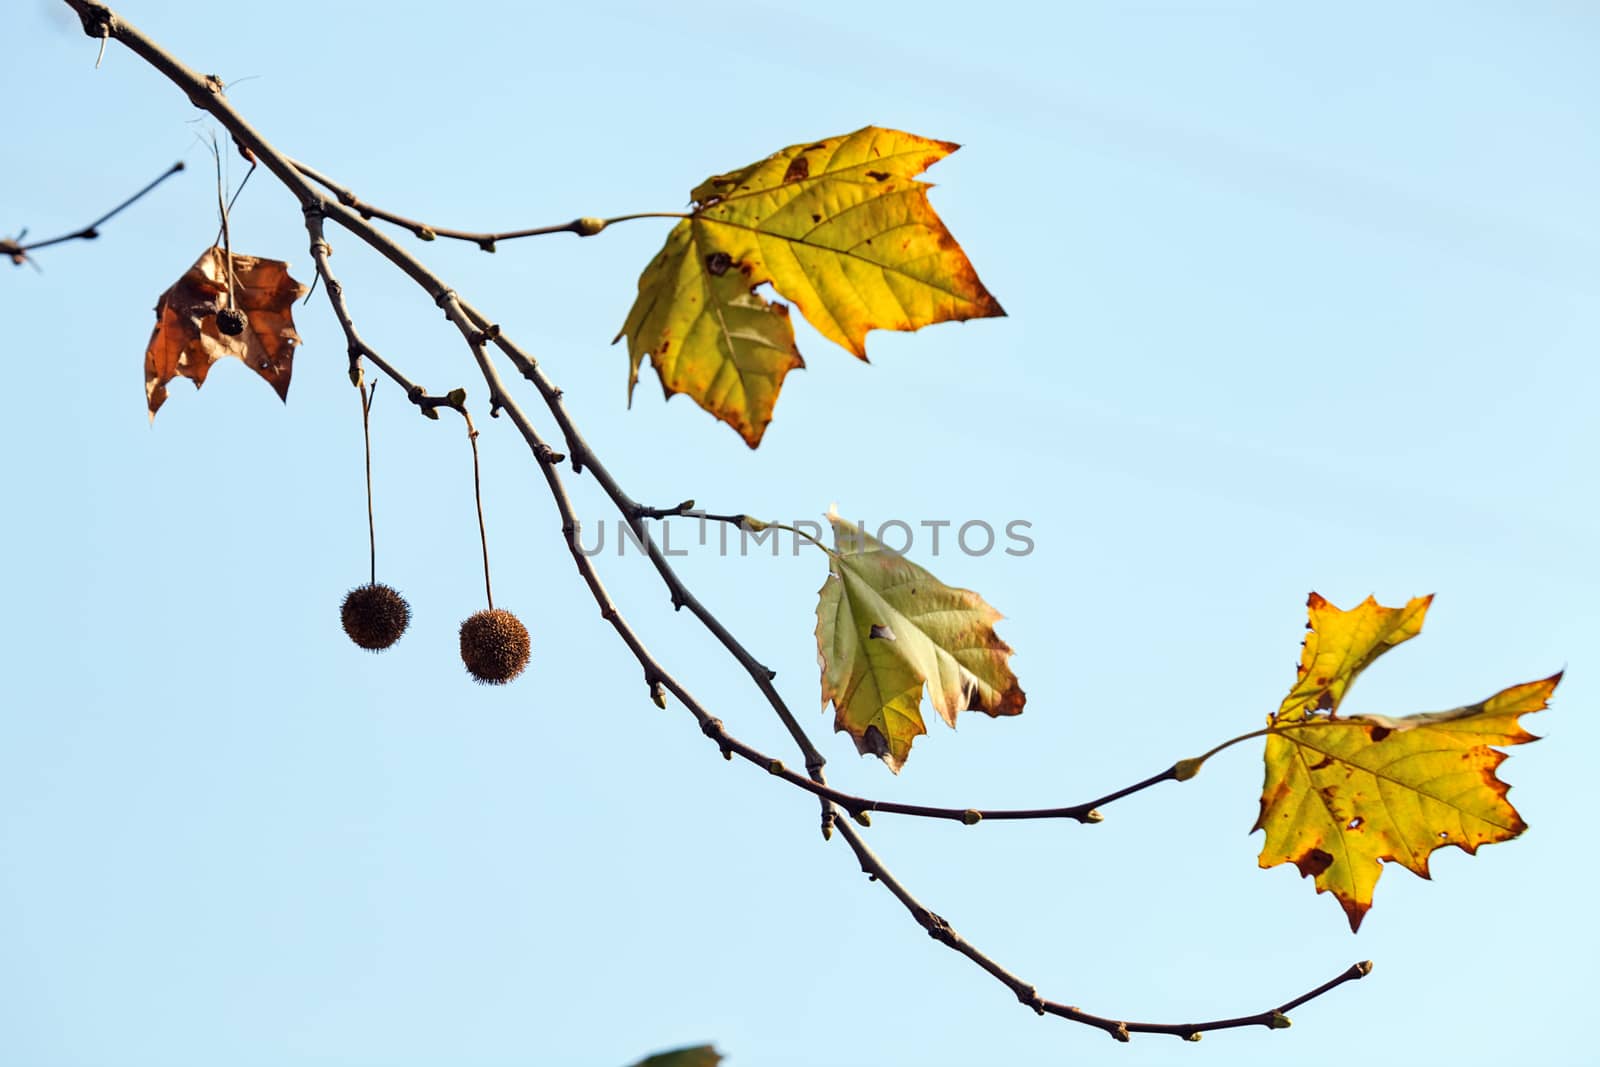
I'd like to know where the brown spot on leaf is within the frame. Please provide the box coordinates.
[1295,848,1334,878]
[783,157,810,183]
[806,143,827,151]
[866,170,890,182]
[1309,755,1334,771]
[1368,725,1392,743]
[704,251,733,276]
[811,213,822,223]
[868,623,896,641]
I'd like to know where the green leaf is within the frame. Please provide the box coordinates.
[629,1045,722,1067]
[815,512,1023,772]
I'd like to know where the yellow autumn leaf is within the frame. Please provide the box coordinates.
[814,513,1023,772]
[1254,593,1559,931]
[616,127,1004,447]
[1276,593,1432,722]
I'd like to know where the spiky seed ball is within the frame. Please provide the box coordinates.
[341,582,411,651]
[216,307,247,336]
[459,608,530,685]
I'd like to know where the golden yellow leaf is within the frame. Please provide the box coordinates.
[1254,593,1559,931]
[145,246,307,418]
[814,513,1023,772]
[1276,592,1432,723]
[616,127,1004,447]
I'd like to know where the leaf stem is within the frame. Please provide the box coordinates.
[212,158,257,249]
[209,136,238,312]
[632,509,834,555]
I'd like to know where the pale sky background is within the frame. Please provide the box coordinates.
[3,2,1597,1065]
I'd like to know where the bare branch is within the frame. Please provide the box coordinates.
[4,159,183,266]
[832,816,1372,1042]
[304,214,464,419]
[292,158,684,252]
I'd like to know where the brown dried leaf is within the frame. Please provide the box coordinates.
[145,246,307,418]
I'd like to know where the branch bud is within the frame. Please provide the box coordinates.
[851,810,871,827]
[961,809,982,826]
[1268,1012,1292,1030]
[1173,756,1204,782]
[575,216,608,237]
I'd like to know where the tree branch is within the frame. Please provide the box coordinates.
[832,816,1372,1041]
[291,158,684,252]
[62,0,1371,1040]
[304,214,464,418]
[4,159,183,266]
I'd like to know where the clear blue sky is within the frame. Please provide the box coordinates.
[3,2,1596,1065]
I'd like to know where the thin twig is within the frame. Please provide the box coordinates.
[4,159,183,265]
[305,215,462,418]
[292,158,684,251]
[65,1,1373,1039]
